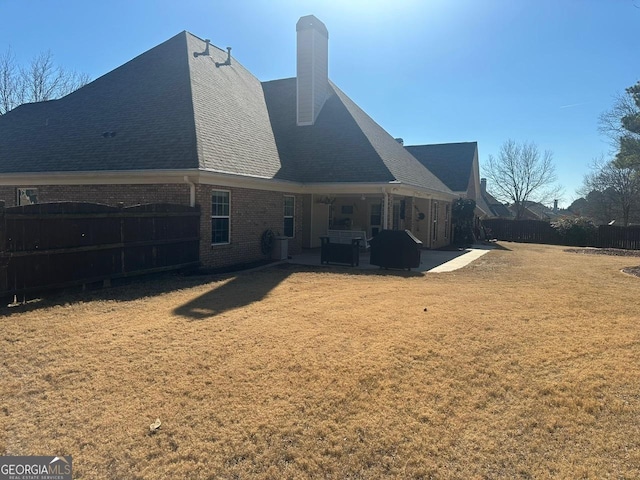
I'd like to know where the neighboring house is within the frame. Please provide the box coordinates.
[508,201,562,221]
[404,142,495,219]
[479,179,513,219]
[0,16,456,269]
[480,181,561,221]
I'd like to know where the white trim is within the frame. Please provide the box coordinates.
[383,189,390,230]
[0,168,457,200]
[211,189,231,245]
[283,195,295,238]
[432,201,439,243]
[0,169,201,186]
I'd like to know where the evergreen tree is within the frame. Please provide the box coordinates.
[616,81,640,169]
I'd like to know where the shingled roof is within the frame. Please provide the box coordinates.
[0,32,198,173]
[0,32,282,178]
[404,142,478,193]
[263,78,451,192]
[0,30,452,197]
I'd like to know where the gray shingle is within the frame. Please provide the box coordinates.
[263,78,452,193]
[405,142,478,192]
[188,35,282,178]
[0,32,282,178]
[0,31,453,200]
[0,32,198,173]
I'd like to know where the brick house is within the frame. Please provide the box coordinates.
[0,16,458,268]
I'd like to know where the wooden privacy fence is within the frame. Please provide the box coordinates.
[481,219,560,244]
[597,225,640,249]
[0,202,200,299]
[482,218,640,250]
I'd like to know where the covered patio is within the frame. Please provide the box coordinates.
[301,189,456,252]
[288,244,494,273]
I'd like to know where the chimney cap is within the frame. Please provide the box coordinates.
[297,15,328,37]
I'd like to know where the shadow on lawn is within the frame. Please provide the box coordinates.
[1,261,425,318]
[173,264,294,320]
[173,263,424,320]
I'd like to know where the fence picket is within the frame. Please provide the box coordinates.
[482,218,640,250]
[0,202,200,298]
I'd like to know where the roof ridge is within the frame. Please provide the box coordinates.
[406,141,477,148]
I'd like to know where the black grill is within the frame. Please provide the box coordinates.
[369,230,422,270]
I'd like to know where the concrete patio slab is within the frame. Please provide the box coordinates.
[287,244,494,273]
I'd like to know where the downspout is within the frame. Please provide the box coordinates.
[183,176,196,207]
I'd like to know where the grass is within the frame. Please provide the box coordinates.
[1,242,639,479]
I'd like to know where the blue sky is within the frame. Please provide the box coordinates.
[1,0,638,205]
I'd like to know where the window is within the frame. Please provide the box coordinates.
[283,195,295,237]
[17,188,38,206]
[370,204,382,227]
[211,190,230,244]
[432,201,439,242]
[444,204,450,239]
[341,205,354,215]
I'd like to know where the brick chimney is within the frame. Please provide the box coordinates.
[296,15,329,126]
[480,178,487,194]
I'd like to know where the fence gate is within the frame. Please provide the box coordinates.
[0,202,200,299]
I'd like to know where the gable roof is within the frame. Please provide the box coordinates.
[263,78,451,193]
[513,201,560,220]
[482,189,513,218]
[404,142,478,192]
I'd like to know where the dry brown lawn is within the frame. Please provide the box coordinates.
[1,242,639,479]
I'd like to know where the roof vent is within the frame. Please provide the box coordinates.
[194,39,211,58]
[215,47,232,67]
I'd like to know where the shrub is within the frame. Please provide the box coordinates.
[452,198,476,246]
[551,217,597,246]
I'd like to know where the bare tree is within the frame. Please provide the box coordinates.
[484,140,562,220]
[582,156,640,226]
[0,48,90,115]
[0,47,20,114]
[599,90,640,147]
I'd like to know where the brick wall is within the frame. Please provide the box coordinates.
[0,183,304,269]
[0,184,190,207]
[197,185,304,268]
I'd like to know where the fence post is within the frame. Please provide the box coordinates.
[0,201,5,252]
[118,202,126,275]
[0,201,7,296]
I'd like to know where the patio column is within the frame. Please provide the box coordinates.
[382,189,390,230]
